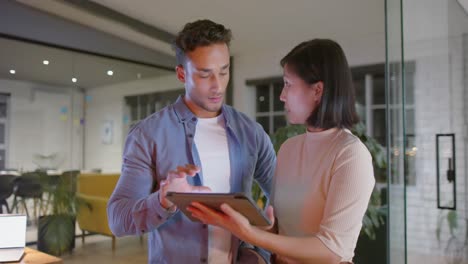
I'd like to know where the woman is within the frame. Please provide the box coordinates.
[188,39,375,264]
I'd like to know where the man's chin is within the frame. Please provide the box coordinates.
[206,107,222,113]
[204,102,223,112]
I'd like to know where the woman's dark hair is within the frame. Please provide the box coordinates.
[173,19,232,65]
[280,39,359,129]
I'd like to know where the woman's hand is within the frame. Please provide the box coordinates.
[188,203,275,244]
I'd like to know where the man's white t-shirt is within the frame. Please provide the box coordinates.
[194,114,232,264]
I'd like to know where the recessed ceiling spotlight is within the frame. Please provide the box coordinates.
[72,78,77,83]
[43,60,49,65]
[9,70,16,74]
[107,70,114,76]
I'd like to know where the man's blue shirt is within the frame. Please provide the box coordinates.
[107,96,276,263]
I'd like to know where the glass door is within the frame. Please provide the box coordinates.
[385,0,407,263]
[386,0,468,263]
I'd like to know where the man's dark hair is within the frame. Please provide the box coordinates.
[280,39,359,129]
[173,19,232,65]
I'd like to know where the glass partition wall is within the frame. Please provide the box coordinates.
[0,36,174,243]
[404,0,468,263]
[386,0,468,263]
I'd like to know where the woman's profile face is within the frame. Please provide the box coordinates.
[280,64,321,125]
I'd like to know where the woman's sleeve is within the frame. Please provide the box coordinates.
[315,141,375,262]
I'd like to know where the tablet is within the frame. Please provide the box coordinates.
[166,192,271,226]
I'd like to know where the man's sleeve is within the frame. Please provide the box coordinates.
[106,126,177,237]
[253,123,276,199]
[238,123,277,263]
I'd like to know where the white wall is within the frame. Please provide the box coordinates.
[83,74,180,172]
[0,79,83,171]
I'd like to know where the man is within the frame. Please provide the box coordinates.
[107,19,276,264]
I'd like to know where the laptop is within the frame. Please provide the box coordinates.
[0,214,27,262]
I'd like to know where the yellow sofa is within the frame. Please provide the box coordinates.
[76,173,119,249]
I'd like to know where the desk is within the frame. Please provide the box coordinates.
[15,247,62,264]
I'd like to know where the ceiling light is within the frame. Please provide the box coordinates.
[72,78,77,83]
[43,60,49,65]
[107,70,113,76]
[9,70,15,74]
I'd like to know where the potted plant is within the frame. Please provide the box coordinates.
[435,210,467,263]
[37,170,83,256]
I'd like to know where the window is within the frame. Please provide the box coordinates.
[124,89,184,129]
[248,78,287,135]
[352,62,416,185]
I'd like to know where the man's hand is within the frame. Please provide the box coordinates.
[159,164,211,209]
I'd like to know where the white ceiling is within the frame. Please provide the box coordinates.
[91,0,385,55]
[2,0,385,89]
[0,37,172,89]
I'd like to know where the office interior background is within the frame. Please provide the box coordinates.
[0,0,467,263]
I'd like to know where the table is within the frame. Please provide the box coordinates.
[14,247,62,264]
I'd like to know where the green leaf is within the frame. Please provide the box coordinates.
[39,215,74,255]
[447,211,458,236]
